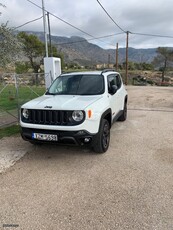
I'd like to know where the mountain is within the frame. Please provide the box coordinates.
[25,31,158,66]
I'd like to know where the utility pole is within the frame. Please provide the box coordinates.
[116,43,118,71]
[125,31,129,85]
[108,54,110,68]
[47,12,52,57]
[42,0,48,57]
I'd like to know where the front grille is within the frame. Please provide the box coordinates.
[22,109,73,126]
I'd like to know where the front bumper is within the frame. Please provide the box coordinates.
[21,128,97,146]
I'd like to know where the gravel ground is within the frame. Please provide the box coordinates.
[0,86,173,230]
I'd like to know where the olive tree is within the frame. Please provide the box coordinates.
[0,3,5,14]
[18,32,64,73]
[153,47,173,82]
[0,4,21,68]
[18,32,45,73]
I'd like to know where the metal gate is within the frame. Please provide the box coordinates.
[0,73,50,127]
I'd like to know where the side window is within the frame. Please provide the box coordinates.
[116,74,122,89]
[107,74,122,93]
[107,74,117,93]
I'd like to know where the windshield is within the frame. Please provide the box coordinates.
[46,74,104,95]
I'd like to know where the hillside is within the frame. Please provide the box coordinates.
[25,31,157,66]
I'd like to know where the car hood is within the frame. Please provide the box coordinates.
[22,94,103,110]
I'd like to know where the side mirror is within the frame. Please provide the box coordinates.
[110,85,118,94]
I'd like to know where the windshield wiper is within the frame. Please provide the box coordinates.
[45,92,56,95]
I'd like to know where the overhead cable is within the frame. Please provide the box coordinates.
[14,16,43,29]
[26,0,97,39]
[130,31,173,39]
[25,0,124,47]
[16,32,124,49]
[96,0,126,33]
[54,32,124,46]
[25,0,173,45]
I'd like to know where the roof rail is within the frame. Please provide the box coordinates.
[101,69,116,74]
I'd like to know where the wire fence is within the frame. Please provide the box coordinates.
[0,71,173,128]
[0,72,50,128]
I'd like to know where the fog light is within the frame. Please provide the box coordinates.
[84,137,91,143]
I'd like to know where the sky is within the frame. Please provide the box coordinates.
[1,0,173,49]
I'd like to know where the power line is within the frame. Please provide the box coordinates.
[96,0,126,33]
[48,12,96,39]
[25,0,124,47]
[24,0,173,45]
[16,32,124,50]
[14,16,43,29]
[54,32,124,46]
[26,0,97,39]
[96,1,173,39]
[130,31,173,39]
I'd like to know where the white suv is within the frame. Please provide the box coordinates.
[20,70,128,153]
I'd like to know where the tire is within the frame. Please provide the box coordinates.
[93,119,110,153]
[118,101,127,121]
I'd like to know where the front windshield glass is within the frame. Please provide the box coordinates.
[47,74,104,95]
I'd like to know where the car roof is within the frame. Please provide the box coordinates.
[61,70,120,76]
[61,71,102,76]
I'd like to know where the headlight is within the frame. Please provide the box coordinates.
[22,108,29,119]
[72,110,84,122]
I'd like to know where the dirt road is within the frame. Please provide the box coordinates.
[0,86,173,230]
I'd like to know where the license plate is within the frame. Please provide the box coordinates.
[32,133,58,141]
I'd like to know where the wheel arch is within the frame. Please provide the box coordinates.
[125,95,128,103]
[121,95,128,110]
[100,109,112,128]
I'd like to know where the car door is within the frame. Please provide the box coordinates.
[115,74,124,110]
[107,74,121,119]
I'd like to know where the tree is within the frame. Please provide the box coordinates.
[15,61,31,74]
[0,3,6,15]
[0,4,21,68]
[18,32,45,73]
[153,47,173,82]
[18,32,64,73]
